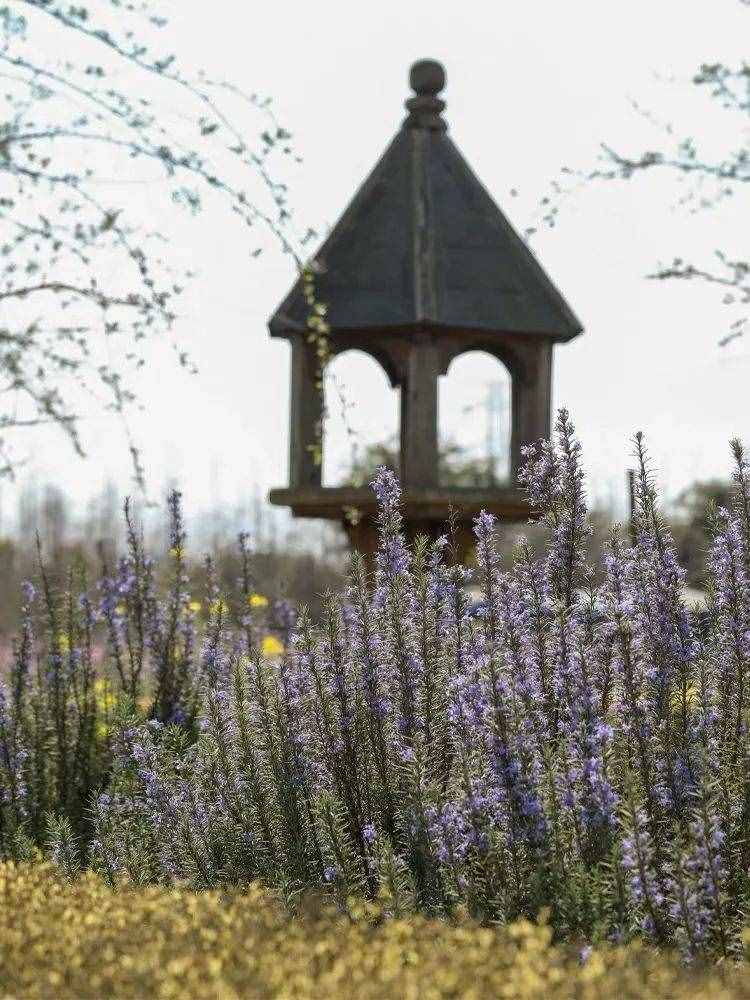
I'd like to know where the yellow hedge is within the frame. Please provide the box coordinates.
[0,863,749,999]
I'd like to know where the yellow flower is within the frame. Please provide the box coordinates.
[188,600,202,613]
[56,632,70,653]
[115,603,126,616]
[93,679,117,740]
[248,593,269,609]
[93,678,116,713]
[260,635,284,658]
[0,862,737,999]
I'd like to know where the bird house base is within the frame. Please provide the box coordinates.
[269,486,534,564]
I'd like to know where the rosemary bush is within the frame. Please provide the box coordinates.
[3,409,750,961]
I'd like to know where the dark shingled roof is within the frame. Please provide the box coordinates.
[269,60,583,342]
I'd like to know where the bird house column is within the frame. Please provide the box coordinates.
[512,341,552,479]
[401,336,440,489]
[289,334,323,490]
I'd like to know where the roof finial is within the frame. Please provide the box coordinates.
[405,59,447,131]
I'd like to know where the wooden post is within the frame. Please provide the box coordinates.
[288,335,323,490]
[401,336,440,489]
[512,341,552,478]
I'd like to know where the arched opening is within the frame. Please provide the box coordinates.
[438,351,512,488]
[322,350,400,487]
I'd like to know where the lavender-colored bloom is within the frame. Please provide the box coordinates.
[272,598,297,646]
[707,510,750,767]
[370,466,426,742]
[426,801,471,866]
[0,684,29,820]
[520,410,590,610]
[620,808,667,940]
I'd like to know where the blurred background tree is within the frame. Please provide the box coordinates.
[581,0,749,346]
[342,433,729,595]
[0,0,305,482]
[344,435,506,490]
[0,478,345,644]
[671,477,734,589]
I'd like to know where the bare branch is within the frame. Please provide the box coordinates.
[0,0,304,479]
[0,282,150,309]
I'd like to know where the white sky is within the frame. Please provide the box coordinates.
[3,0,750,534]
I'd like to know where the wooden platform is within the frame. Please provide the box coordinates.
[269,486,533,561]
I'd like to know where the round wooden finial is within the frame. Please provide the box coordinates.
[405,59,447,131]
[409,59,446,96]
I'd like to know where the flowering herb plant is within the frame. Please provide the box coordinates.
[3,410,750,961]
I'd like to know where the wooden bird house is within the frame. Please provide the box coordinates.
[269,59,583,558]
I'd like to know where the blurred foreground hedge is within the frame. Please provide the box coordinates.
[1,864,750,999]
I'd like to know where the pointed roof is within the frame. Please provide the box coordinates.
[269,60,582,342]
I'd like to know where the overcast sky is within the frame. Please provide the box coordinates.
[4,0,750,535]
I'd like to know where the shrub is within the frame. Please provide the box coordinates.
[2,410,750,962]
[0,862,746,999]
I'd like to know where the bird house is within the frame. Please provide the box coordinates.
[269,60,582,558]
